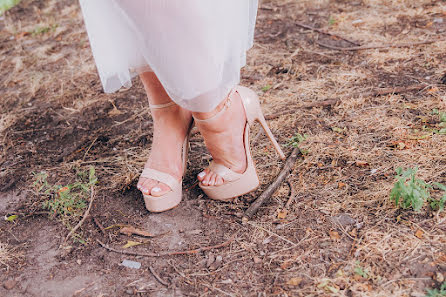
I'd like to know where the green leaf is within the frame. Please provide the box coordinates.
[0,0,20,15]
[261,85,271,92]
[5,214,18,222]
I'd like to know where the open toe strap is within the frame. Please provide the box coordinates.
[207,161,243,183]
[141,168,180,191]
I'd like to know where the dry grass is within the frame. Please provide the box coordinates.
[0,241,13,267]
[1,0,446,295]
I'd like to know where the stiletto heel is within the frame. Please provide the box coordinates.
[141,102,193,212]
[196,85,285,201]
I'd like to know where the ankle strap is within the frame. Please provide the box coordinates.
[194,89,236,123]
[149,102,176,109]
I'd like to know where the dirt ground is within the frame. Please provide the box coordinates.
[1,0,446,296]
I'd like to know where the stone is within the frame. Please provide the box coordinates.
[3,279,17,290]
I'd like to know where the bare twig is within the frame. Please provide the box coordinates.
[83,136,98,161]
[316,38,445,51]
[149,266,169,287]
[97,232,237,257]
[285,180,297,209]
[92,216,106,235]
[62,186,95,245]
[243,147,302,219]
[296,22,360,46]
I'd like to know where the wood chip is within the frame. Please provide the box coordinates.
[415,229,424,239]
[286,277,302,286]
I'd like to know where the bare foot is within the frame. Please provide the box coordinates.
[137,105,192,196]
[193,91,247,186]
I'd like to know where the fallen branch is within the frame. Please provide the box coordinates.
[316,38,445,51]
[92,216,106,235]
[149,266,169,287]
[285,180,297,209]
[62,186,96,245]
[296,22,360,46]
[243,147,302,220]
[97,232,237,257]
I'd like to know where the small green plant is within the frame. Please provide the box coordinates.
[354,261,370,279]
[261,85,271,92]
[33,167,97,241]
[0,0,20,14]
[286,133,308,148]
[30,24,58,36]
[328,16,336,26]
[430,183,446,211]
[425,282,446,297]
[390,167,431,211]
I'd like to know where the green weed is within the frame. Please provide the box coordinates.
[328,16,336,26]
[286,133,308,148]
[390,167,431,211]
[354,261,370,279]
[30,24,58,36]
[0,0,20,14]
[425,282,446,297]
[261,85,271,92]
[431,183,446,211]
[390,168,446,212]
[33,167,97,240]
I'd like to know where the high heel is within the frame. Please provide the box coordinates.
[140,102,192,212]
[197,85,285,201]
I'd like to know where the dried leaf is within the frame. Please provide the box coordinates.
[280,261,292,270]
[122,240,143,248]
[277,209,288,219]
[338,182,346,189]
[415,229,424,239]
[286,277,302,286]
[329,231,341,240]
[209,255,222,270]
[108,107,122,116]
[120,226,154,237]
[355,160,368,167]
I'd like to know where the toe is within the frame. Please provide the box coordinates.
[140,178,157,195]
[197,170,207,182]
[209,173,217,186]
[202,171,213,186]
[215,175,224,186]
[150,182,171,197]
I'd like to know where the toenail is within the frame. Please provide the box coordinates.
[152,187,162,193]
[198,172,206,178]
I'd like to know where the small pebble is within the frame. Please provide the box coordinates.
[120,259,141,269]
[3,279,17,290]
[434,17,444,24]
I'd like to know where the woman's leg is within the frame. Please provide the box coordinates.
[192,91,247,186]
[137,72,192,196]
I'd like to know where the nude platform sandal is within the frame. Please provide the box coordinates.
[196,85,285,201]
[140,101,192,212]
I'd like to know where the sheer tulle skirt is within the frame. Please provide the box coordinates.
[79,0,258,112]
